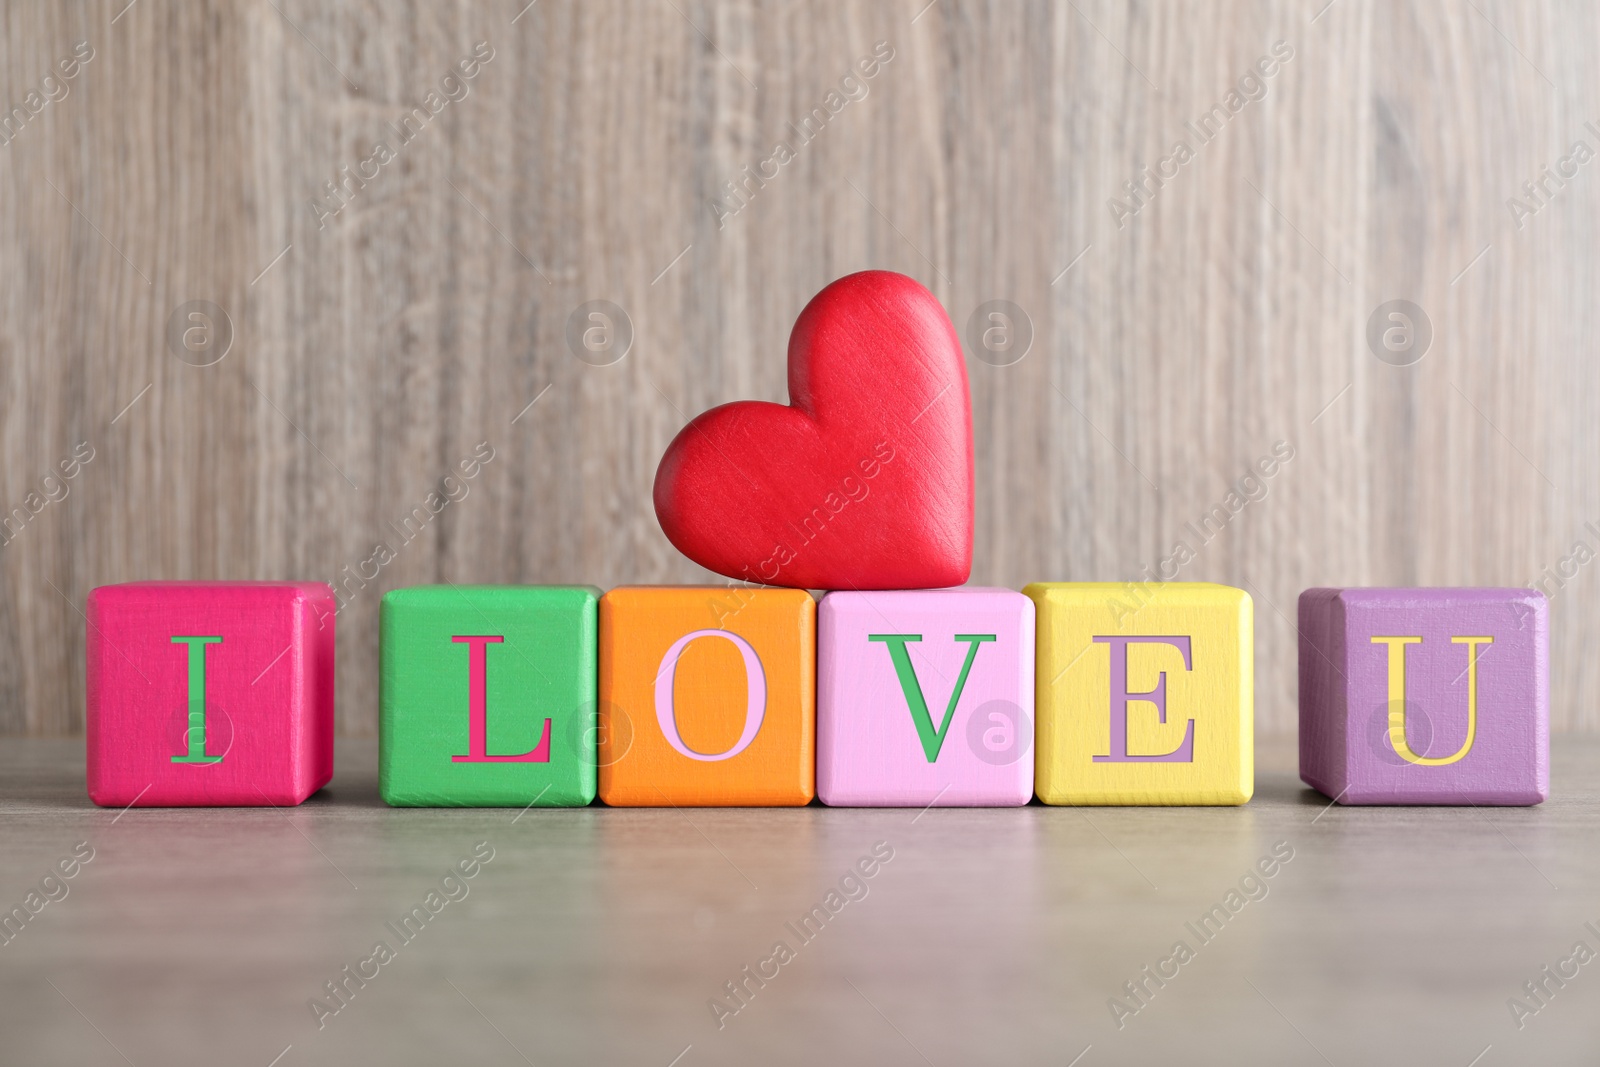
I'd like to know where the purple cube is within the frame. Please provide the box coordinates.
[1299,588,1547,805]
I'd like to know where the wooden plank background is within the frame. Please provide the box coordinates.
[1,0,1595,736]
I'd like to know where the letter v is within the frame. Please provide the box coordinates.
[868,634,996,762]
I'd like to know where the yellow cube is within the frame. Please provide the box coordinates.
[1024,582,1252,805]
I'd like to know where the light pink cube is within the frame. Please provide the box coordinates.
[817,588,1034,806]
[86,581,337,807]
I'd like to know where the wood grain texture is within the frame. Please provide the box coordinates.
[2,1,1598,737]
[9,735,1600,1062]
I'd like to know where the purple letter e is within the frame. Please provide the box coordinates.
[1090,636,1195,763]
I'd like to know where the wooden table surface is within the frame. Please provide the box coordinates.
[2,735,1595,1065]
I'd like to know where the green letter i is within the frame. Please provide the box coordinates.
[171,635,224,764]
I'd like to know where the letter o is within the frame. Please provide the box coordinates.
[654,629,766,761]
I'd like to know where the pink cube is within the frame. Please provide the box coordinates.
[817,588,1034,806]
[86,581,337,807]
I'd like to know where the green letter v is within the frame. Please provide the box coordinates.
[868,634,996,763]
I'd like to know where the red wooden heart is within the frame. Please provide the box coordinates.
[653,270,973,590]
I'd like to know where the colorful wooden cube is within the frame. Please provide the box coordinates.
[815,588,1034,806]
[86,581,336,807]
[1299,587,1548,805]
[1025,582,1253,805]
[598,586,814,806]
[379,585,599,807]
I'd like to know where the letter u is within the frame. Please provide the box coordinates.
[1372,635,1492,765]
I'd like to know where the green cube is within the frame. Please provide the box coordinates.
[380,585,599,807]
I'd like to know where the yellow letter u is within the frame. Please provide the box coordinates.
[1370,636,1493,766]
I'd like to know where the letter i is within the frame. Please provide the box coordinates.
[171,636,224,764]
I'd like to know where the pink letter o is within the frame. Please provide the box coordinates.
[654,629,767,761]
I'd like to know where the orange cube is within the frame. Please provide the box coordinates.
[599,586,815,806]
